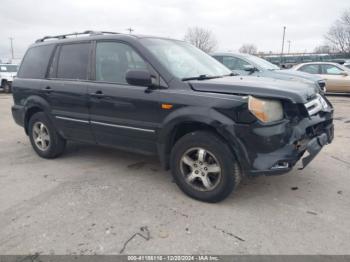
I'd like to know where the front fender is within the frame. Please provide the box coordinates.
[157,106,250,172]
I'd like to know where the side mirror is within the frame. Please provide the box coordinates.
[243,65,257,73]
[126,69,154,87]
[340,71,349,76]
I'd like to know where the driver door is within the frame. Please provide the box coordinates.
[88,41,161,155]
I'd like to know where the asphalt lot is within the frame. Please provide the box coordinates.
[0,93,349,255]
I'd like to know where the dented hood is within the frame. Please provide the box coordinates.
[189,76,317,103]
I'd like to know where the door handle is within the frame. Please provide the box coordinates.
[89,90,105,98]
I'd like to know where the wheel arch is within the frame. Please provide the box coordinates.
[157,109,250,172]
[23,96,52,134]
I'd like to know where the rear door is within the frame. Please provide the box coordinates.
[43,42,94,142]
[319,64,350,92]
[87,41,161,155]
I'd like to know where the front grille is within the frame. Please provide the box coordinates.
[304,94,329,116]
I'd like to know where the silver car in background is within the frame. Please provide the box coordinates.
[211,52,327,93]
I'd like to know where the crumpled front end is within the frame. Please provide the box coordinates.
[233,94,334,176]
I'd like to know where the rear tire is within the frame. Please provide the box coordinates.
[28,112,66,158]
[170,131,241,203]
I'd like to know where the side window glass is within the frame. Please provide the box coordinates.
[213,56,223,63]
[322,65,344,75]
[299,64,319,74]
[17,45,55,79]
[96,42,147,84]
[57,43,90,80]
[222,56,250,70]
[235,58,251,70]
[222,56,237,70]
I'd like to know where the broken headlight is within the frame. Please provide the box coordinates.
[248,96,284,123]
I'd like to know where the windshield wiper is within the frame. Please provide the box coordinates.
[182,74,223,81]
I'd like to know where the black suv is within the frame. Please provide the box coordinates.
[12,31,334,202]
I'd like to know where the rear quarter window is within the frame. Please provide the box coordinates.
[17,44,55,79]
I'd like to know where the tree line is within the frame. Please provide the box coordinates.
[184,9,350,55]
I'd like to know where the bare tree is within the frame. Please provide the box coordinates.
[239,44,258,54]
[325,9,350,54]
[184,27,217,53]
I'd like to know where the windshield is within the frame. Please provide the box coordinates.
[140,38,231,79]
[245,55,280,70]
[0,65,18,72]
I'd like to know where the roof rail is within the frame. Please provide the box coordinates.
[35,30,120,43]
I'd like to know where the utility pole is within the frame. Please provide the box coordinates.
[9,37,14,60]
[287,40,291,54]
[126,28,134,34]
[280,26,286,66]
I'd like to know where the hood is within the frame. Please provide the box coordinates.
[189,76,317,104]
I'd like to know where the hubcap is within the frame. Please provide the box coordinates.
[180,147,222,191]
[32,122,50,151]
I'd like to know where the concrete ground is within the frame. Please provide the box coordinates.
[0,93,349,255]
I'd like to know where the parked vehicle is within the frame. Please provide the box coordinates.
[11,31,334,202]
[342,61,350,69]
[211,52,327,92]
[293,62,350,93]
[0,63,18,93]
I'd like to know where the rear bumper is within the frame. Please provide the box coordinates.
[12,104,25,127]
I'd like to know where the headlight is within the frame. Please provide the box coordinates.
[248,96,284,123]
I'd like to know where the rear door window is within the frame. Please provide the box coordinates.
[299,64,319,74]
[57,43,90,80]
[18,45,55,79]
[321,64,344,75]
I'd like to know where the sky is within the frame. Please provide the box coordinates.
[0,0,349,61]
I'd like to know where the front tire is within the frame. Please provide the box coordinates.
[170,131,241,203]
[28,112,66,158]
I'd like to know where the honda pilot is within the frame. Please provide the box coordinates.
[11,31,334,202]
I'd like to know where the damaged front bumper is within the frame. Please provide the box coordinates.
[299,124,333,170]
[233,108,334,176]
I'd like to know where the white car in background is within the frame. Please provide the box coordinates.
[0,64,19,93]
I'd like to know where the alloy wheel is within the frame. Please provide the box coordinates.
[179,147,222,191]
[32,122,50,151]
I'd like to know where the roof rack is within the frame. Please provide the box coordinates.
[35,30,120,43]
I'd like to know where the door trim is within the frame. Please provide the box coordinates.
[55,116,89,123]
[55,116,155,133]
[90,120,155,133]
